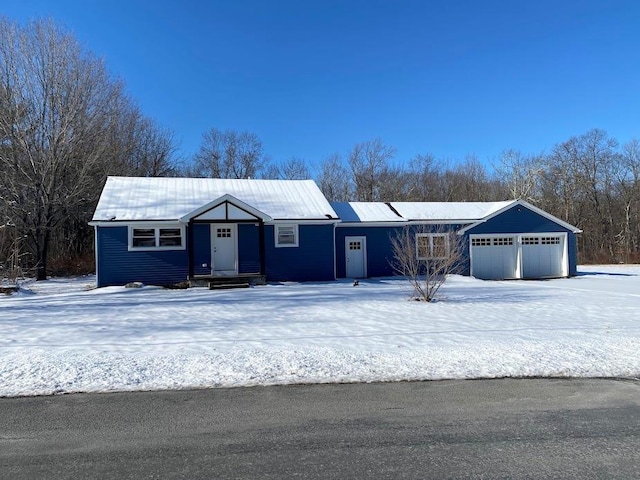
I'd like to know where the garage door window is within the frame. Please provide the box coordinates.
[416,233,450,260]
[493,237,514,246]
[471,237,491,247]
[541,236,561,245]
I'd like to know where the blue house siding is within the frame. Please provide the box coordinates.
[464,204,578,276]
[335,226,400,278]
[238,223,261,274]
[335,224,471,278]
[96,226,188,287]
[264,224,335,281]
[191,223,211,276]
[465,204,572,235]
[567,233,578,276]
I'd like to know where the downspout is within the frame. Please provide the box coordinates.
[333,221,337,280]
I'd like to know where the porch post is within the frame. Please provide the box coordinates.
[259,222,266,275]
[187,221,194,280]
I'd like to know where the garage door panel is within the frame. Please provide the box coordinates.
[522,235,564,279]
[471,236,518,280]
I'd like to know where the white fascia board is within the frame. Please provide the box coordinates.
[89,220,184,228]
[336,221,410,228]
[408,220,478,225]
[266,219,339,225]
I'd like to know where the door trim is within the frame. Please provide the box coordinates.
[345,236,367,279]
[211,223,238,275]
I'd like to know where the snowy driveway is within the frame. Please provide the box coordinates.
[1,265,639,396]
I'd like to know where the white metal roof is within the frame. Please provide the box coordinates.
[92,177,339,222]
[330,202,405,223]
[390,201,515,222]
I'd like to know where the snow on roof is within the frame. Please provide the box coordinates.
[330,201,515,223]
[330,202,405,223]
[390,201,515,222]
[92,177,339,222]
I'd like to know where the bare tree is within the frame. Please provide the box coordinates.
[348,138,396,201]
[0,18,130,280]
[390,225,464,302]
[316,153,352,202]
[262,157,310,180]
[614,138,640,260]
[191,128,265,178]
[494,149,544,202]
[541,129,619,261]
[105,104,179,177]
[406,153,442,201]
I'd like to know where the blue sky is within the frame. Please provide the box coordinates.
[3,1,640,170]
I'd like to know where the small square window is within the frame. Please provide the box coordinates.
[275,224,299,247]
[217,228,231,238]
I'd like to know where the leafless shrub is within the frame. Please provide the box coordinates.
[390,225,464,302]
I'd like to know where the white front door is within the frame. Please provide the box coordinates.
[345,236,366,278]
[211,224,237,275]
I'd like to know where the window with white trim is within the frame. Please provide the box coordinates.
[275,224,299,247]
[129,226,185,250]
[416,233,450,260]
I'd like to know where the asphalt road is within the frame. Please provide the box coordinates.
[1,378,639,479]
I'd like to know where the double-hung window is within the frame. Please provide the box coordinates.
[129,226,185,250]
[416,233,450,260]
[275,224,299,247]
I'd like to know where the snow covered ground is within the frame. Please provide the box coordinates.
[1,265,639,397]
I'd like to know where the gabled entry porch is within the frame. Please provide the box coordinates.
[182,194,272,284]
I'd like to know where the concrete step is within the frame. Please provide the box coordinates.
[208,281,250,290]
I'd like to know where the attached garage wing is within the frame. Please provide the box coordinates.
[470,233,568,280]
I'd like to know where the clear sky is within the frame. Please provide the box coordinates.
[3,0,640,170]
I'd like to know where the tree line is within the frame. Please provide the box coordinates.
[1,18,638,280]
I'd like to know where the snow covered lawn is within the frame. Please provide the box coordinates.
[1,265,639,397]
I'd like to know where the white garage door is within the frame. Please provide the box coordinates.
[521,235,565,279]
[470,236,518,280]
[470,233,567,280]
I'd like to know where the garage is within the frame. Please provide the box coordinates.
[470,233,568,280]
